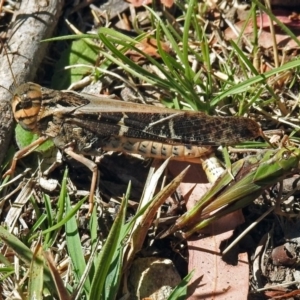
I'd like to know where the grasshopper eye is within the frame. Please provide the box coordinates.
[282,151,291,159]
[16,98,33,111]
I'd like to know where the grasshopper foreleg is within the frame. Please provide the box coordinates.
[3,136,49,178]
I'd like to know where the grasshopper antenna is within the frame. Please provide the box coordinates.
[0,38,17,95]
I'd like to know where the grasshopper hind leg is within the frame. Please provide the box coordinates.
[64,145,98,216]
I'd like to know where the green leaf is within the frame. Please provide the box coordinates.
[15,125,54,153]
[52,39,99,89]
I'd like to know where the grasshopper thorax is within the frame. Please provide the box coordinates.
[12,82,42,131]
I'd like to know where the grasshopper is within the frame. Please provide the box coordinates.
[4,82,261,214]
[163,145,300,238]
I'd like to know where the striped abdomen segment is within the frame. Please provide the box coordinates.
[102,136,213,162]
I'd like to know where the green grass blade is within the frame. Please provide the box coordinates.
[168,270,195,300]
[65,193,91,294]
[211,59,300,105]
[28,237,44,300]
[0,226,56,292]
[90,182,131,299]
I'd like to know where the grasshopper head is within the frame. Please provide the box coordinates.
[12,83,42,132]
[278,147,300,172]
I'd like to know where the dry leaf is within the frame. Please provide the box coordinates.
[224,9,300,49]
[126,0,174,7]
[161,0,174,8]
[126,37,171,62]
[126,0,152,7]
[168,162,249,300]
